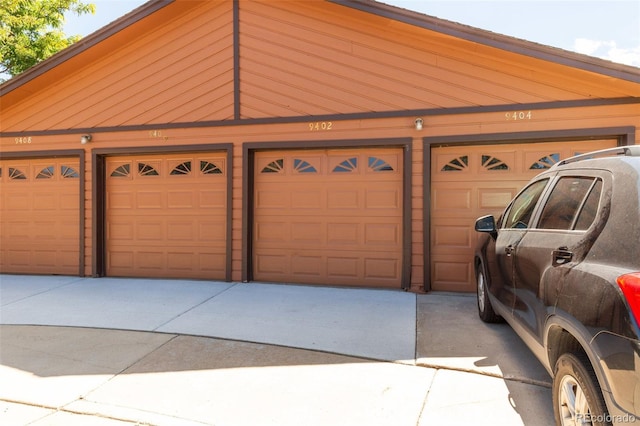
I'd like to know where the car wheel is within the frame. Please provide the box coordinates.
[553,353,611,426]
[476,263,501,323]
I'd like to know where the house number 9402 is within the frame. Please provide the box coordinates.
[308,121,333,131]
[505,111,532,120]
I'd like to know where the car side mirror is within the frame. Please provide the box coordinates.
[475,215,497,237]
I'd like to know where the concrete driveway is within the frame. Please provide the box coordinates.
[0,275,554,425]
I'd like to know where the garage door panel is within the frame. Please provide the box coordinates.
[199,222,226,243]
[136,191,163,209]
[255,189,288,209]
[327,189,359,209]
[60,222,80,240]
[33,249,57,267]
[432,188,472,212]
[255,220,401,249]
[33,193,57,210]
[59,250,79,268]
[6,221,29,238]
[433,258,473,291]
[8,193,30,210]
[291,222,323,243]
[292,190,324,209]
[365,188,400,209]
[364,223,400,245]
[364,257,400,280]
[59,193,79,209]
[167,222,194,240]
[137,251,164,270]
[433,182,524,217]
[431,139,618,292]
[109,222,134,240]
[137,222,164,240]
[6,250,30,266]
[199,190,226,208]
[478,187,519,211]
[254,147,403,288]
[327,223,359,244]
[434,224,472,249]
[256,249,402,285]
[292,255,323,276]
[167,191,195,208]
[199,253,226,273]
[327,256,359,278]
[166,252,194,271]
[108,192,135,209]
[105,153,227,280]
[255,221,288,242]
[255,253,287,274]
[109,251,133,268]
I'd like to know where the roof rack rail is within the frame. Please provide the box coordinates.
[554,145,640,168]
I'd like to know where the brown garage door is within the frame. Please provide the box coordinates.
[253,148,403,288]
[0,158,80,275]
[431,139,617,292]
[105,153,227,279]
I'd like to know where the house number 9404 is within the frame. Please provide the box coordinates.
[505,111,532,120]
[308,121,333,131]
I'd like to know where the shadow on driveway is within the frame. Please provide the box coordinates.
[416,293,554,426]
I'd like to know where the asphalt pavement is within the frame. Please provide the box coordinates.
[0,275,555,425]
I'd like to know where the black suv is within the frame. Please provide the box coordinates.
[474,146,640,426]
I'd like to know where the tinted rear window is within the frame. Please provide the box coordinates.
[537,177,602,230]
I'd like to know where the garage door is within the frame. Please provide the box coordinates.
[431,139,617,292]
[253,148,403,288]
[0,158,80,275]
[105,153,227,279]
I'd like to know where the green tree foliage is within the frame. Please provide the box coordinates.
[0,0,95,78]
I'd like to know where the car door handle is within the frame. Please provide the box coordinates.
[552,247,573,266]
[505,245,515,256]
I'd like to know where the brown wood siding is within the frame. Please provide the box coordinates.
[1,1,234,132]
[238,1,640,119]
[0,158,80,275]
[2,1,639,134]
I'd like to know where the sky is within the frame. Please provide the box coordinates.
[58,0,639,69]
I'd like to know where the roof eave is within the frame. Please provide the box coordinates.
[0,0,174,97]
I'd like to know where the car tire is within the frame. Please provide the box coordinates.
[553,352,611,426]
[476,263,502,323]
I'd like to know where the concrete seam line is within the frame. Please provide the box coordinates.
[151,282,240,332]
[415,363,552,388]
[0,397,145,425]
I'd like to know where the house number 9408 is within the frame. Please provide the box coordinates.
[308,121,333,131]
[505,111,532,120]
[15,137,32,144]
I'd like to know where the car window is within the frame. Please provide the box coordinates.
[503,179,549,229]
[574,179,602,230]
[537,177,601,230]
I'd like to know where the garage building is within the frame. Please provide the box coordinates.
[1,0,638,292]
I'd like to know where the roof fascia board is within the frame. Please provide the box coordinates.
[0,0,175,96]
[330,0,640,84]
